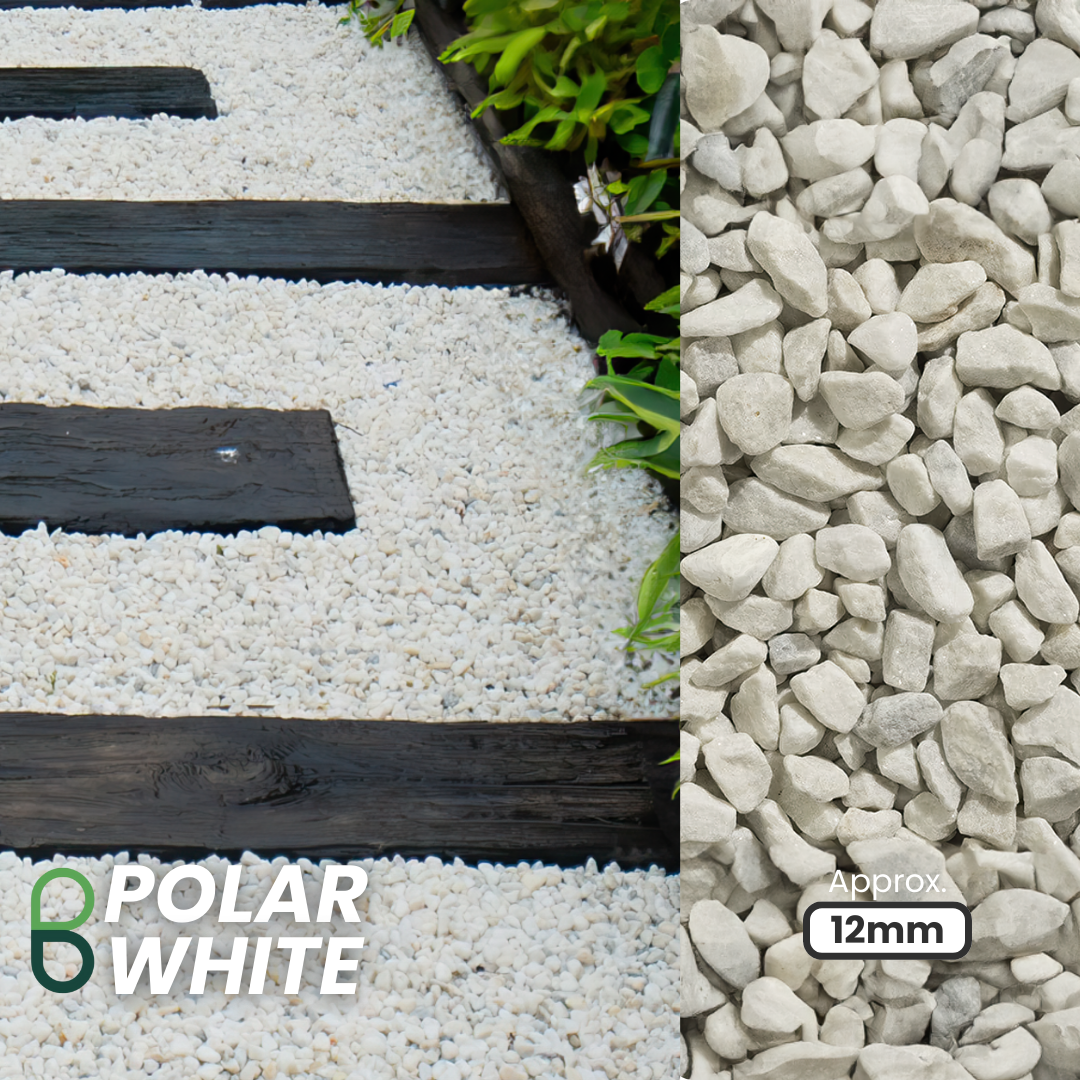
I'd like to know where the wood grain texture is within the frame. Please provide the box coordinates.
[0,404,355,537]
[0,201,549,286]
[0,67,217,120]
[0,718,678,869]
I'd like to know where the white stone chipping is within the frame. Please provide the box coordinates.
[0,4,501,203]
[0,851,678,1080]
[680,1,1080,1076]
[0,271,674,719]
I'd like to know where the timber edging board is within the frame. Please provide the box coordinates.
[0,201,550,286]
[0,404,355,537]
[0,68,217,121]
[0,717,678,870]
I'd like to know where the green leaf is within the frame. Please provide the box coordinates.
[574,70,607,117]
[389,9,414,38]
[596,331,671,360]
[636,531,680,623]
[645,285,680,316]
[655,357,680,392]
[492,26,550,86]
[545,114,580,150]
[635,45,668,95]
[658,750,680,765]
[661,22,680,63]
[586,376,680,435]
[646,71,680,162]
[551,75,579,98]
[609,101,650,134]
[623,168,667,217]
[498,103,566,138]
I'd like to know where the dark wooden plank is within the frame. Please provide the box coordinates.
[0,404,355,537]
[0,718,678,870]
[0,68,216,120]
[0,201,549,286]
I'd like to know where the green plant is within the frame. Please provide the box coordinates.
[615,530,679,684]
[659,747,680,797]
[585,286,679,478]
[340,0,414,45]
[439,0,679,162]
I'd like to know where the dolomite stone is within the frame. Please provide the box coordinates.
[694,133,742,191]
[689,899,761,990]
[905,792,958,841]
[769,633,821,676]
[682,279,785,338]
[1020,757,1080,821]
[1011,953,1063,985]
[782,119,878,182]
[814,524,891,582]
[684,337,739,397]
[824,175,930,244]
[1006,37,1080,123]
[1002,108,1080,171]
[853,259,902,314]
[762,533,823,602]
[747,213,829,318]
[684,29,770,132]
[682,926,729,1019]
[882,610,935,692]
[931,977,983,1049]
[996,386,1060,430]
[1012,687,1080,767]
[817,371,905,430]
[682,783,738,845]
[924,440,974,516]
[796,168,875,220]
[972,480,1032,560]
[870,0,980,61]
[887,454,941,516]
[790,660,867,732]
[1015,540,1080,624]
[681,534,780,602]
[917,281,1007,353]
[917,737,964,812]
[717,373,794,456]
[847,312,918,372]
[914,199,1037,298]
[755,0,831,52]
[723,479,832,540]
[803,31,879,121]
[917,356,964,439]
[745,799,838,885]
[1037,0,1080,54]
[782,753,850,802]
[987,178,1053,248]
[751,446,884,502]
[783,318,829,402]
[854,691,944,747]
[730,667,781,750]
[940,700,1018,804]
[954,390,1006,475]
[1000,663,1066,709]
[874,118,926,183]
[692,634,769,687]
[1043,159,1080,217]
[732,321,783,375]
[934,633,1004,703]
[845,834,958,902]
[967,889,1069,960]
[683,465,729,515]
[987,599,1044,663]
[1017,283,1080,342]
[703,733,773,814]
[710,594,793,639]
[1057,431,1080,510]
[898,261,986,323]
[734,1044,858,1080]
[1028,1006,1080,1070]
[954,324,1061,390]
[915,34,1008,120]
[740,977,817,1037]
[682,598,716,656]
[835,580,886,621]
[838,414,916,467]
[738,129,789,199]
[828,270,875,333]
[1056,220,1080,299]
[896,524,974,622]
[961,1005,1038,1047]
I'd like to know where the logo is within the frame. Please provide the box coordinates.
[31,868,96,993]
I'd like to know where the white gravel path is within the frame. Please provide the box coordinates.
[0,270,676,719]
[0,852,679,1080]
[0,3,501,203]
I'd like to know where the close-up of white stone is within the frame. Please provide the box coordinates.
[0,270,674,719]
[0,851,678,1080]
[681,0,1080,1075]
[0,4,500,203]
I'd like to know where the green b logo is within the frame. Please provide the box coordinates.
[31,869,95,993]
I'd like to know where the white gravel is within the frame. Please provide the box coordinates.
[0,3,501,203]
[0,270,675,719]
[1,851,679,1080]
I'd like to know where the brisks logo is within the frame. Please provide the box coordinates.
[32,869,96,993]
[31,863,369,995]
